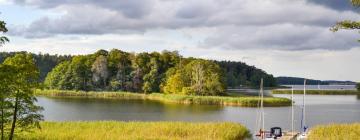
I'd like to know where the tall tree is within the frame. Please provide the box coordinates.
[331,0,360,39]
[91,55,109,88]
[108,49,132,91]
[0,65,15,140]
[3,53,43,140]
[164,59,225,96]
[0,18,9,47]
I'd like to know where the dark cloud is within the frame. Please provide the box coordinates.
[306,0,356,11]
[13,0,154,18]
[8,0,360,50]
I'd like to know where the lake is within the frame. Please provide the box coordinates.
[37,94,360,134]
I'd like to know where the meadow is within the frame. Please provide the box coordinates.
[17,121,250,140]
[36,89,292,107]
[272,89,360,95]
[308,123,360,140]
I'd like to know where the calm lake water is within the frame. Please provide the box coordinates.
[37,94,360,134]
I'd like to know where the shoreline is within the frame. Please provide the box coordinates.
[272,89,360,95]
[36,89,292,107]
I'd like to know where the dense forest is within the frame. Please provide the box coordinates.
[0,52,71,81]
[0,50,277,95]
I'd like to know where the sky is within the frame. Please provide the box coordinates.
[0,0,360,81]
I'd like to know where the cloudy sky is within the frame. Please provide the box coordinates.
[1,0,360,81]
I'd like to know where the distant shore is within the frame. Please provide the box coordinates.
[36,89,292,107]
[272,89,360,95]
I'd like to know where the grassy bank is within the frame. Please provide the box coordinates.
[272,89,360,95]
[308,123,360,140]
[17,121,250,140]
[36,90,291,107]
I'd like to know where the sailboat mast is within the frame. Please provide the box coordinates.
[261,78,264,132]
[291,85,294,134]
[302,79,306,133]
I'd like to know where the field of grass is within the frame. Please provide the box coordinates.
[36,89,291,107]
[17,121,250,140]
[272,89,360,95]
[308,123,360,140]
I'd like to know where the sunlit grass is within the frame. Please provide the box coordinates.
[36,89,291,107]
[272,89,360,95]
[17,121,250,140]
[308,123,360,140]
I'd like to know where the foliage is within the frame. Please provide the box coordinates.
[0,52,71,81]
[356,83,360,91]
[0,19,9,47]
[272,90,360,95]
[36,90,292,107]
[0,53,43,140]
[308,123,360,140]
[17,121,250,140]
[91,55,109,89]
[331,0,360,41]
[164,59,226,96]
[217,61,277,87]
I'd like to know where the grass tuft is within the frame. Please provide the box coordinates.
[17,121,251,140]
[308,123,360,140]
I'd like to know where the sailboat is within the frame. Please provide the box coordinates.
[298,79,308,139]
[255,78,283,140]
[255,79,300,140]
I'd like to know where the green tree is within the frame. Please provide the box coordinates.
[143,57,161,93]
[331,0,360,38]
[356,83,360,91]
[92,55,109,89]
[108,49,132,91]
[164,59,225,96]
[44,61,70,89]
[3,53,43,140]
[0,19,9,46]
[0,65,16,140]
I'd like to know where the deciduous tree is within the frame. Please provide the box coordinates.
[3,53,43,140]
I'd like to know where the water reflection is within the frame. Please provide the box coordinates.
[37,94,360,134]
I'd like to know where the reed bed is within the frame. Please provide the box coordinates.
[308,123,360,140]
[272,89,360,95]
[17,121,250,140]
[36,90,291,107]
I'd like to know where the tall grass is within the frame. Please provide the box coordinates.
[17,121,250,140]
[308,123,360,140]
[272,89,360,95]
[36,89,291,107]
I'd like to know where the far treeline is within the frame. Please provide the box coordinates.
[6,49,275,96]
[276,76,356,85]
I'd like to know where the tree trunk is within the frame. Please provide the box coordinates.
[8,96,18,140]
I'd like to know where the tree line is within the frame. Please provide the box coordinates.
[0,52,71,81]
[42,49,277,95]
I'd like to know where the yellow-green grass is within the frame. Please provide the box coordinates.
[272,89,360,95]
[35,89,291,107]
[17,121,250,140]
[308,123,360,140]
